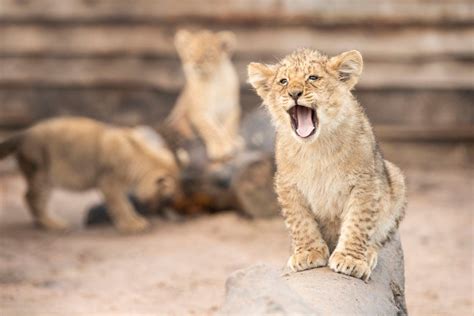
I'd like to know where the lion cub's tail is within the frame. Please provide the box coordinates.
[0,133,23,159]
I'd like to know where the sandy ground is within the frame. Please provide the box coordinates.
[0,167,472,315]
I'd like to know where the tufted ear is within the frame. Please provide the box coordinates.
[247,62,276,100]
[328,50,363,89]
[174,29,192,52]
[217,31,236,54]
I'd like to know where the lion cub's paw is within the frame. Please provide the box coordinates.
[116,216,150,234]
[207,145,233,162]
[37,216,70,232]
[208,135,246,161]
[329,251,372,281]
[287,246,329,272]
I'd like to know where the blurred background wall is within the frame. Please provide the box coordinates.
[0,0,472,168]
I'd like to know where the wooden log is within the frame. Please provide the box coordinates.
[1,24,472,60]
[172,151,279,217]
[230,152,279,218]
[1,56,472,90]
[0,0,471,25]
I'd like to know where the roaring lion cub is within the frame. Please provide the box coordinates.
[248,49,406,280]
[167,29,242,161]
[0,117,179,233]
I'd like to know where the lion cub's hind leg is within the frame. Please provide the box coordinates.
[23,170,69,231]
[99,180,150,233]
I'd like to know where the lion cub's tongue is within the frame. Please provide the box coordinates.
[296,106,314,138]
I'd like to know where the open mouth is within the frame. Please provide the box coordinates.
[288,105,318,138]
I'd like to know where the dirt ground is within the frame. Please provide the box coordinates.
[0,166,472,315]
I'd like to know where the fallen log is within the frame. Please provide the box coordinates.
[219,234,407,315]
[172,149,279,217]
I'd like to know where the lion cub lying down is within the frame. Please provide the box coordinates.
[0,117,179,233]
[248,49,407,280]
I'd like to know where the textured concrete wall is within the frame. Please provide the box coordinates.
[0,0,472,142]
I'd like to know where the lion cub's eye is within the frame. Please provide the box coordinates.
[308,75,320,81]
[279,78,288,85]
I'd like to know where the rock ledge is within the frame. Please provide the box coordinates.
[219,234,406,315]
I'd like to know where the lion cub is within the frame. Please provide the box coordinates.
[0,117,179,233]
[248,49,406,280]
[167,29,243,161]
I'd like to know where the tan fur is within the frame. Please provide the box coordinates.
[0,117,179,233]
[248,49,407,280]
[167,29,243,161]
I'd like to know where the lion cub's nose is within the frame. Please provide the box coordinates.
[288,89,303,101]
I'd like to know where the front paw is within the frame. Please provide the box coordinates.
[116,216,150,234]
[329,251,371,281]
[287,245,329,272]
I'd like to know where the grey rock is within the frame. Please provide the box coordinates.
[219,264,316,315]
[220,234,406,316]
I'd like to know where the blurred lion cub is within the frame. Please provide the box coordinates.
[248,49,406,280]
[0,117,179,233]
[167,29,243,161]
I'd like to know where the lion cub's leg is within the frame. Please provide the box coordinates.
[276,177,329,272]
[24,171,69,231]
[190,114,236,161]
[330,166,406,281]
[99,180,150,233]
[224,108,244,150]
[328,183,383,281]
[329,188,381,280]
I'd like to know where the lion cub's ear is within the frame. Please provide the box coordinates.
[328,50,363,89]
[217,31,236,54]
[247,63,276,100]
[175,29,192,52]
